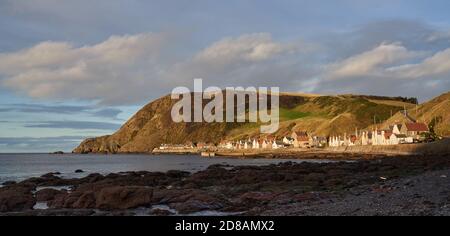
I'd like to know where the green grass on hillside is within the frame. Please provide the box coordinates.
[280,108,311,121]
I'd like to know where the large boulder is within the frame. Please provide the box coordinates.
[35,189,65,202]
[0,186,36,212]
[95,186,153,210]
[162,189,224,214]
[72,191,96,209]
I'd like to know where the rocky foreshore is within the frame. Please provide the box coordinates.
[1,153,450,216]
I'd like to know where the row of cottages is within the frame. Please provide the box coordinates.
[196,142,217,150]
[329,134,357,147]
[283,131,327,148]
[218,139,285,150]
[218,131,326,150]
[158,142,195,150]
[329,122,429,147]
[253,139,285,149]
[159,141,218,150]
[329,130,400,147]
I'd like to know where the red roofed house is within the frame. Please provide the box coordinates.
[292,131,312,148]
[400,122,429,139]
[196,142,207,149]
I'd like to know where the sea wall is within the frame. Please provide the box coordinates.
[152,149,200,154]
[325,139,450,155]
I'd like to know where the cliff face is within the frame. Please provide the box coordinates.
[73,92,444,154]
[74,95,234,153]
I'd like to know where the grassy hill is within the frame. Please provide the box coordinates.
[73,92,447,154]
[379,92,450,137]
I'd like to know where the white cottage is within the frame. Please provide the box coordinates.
[252,139,260,149]
[261,140,270,149]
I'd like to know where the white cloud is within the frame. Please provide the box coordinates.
[0,42,75,74]
[195,33,296,62]
[0,30,449,106]
[312,43,450,101]
[164,33,310,88]
[387,48,450,79]
[0,32,310,105]
[325,42,422,79]
[0,33,170,105]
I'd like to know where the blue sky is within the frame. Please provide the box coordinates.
[1,0,450,152]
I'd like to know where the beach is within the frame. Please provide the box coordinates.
[1,152,449,216]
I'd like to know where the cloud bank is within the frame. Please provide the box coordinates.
[0,33,170,105]
[24,121,121,130]
[0,103,122,119]
[1,21,450,105]
[0,136,86,153]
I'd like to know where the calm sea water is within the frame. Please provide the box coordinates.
[0,153,331,183]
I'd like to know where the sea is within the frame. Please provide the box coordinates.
[0,153,333,184]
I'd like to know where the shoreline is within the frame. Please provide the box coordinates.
[1,153,449,216]
[113,138,450,160]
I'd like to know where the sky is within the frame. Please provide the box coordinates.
[0,0,450,152]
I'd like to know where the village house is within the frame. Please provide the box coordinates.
[251,139,258,149]
[196,142,216,150]
[361,131,369,145]
[400,122,429,140]
[283,136,294,145]
[372,129,389,146]
[243,140,250,149]
[261,139,270,149]
[390,124,403,135]
[312,136,328,147]
[218,140,233,149]
[388,133,412,145]
[292,131,312,148]
[184,141,195,149]
[196,142,207,149]
[349,135,358,146]
[271,140,285,149]
[328,136,339,147]
[235,140,252,149]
